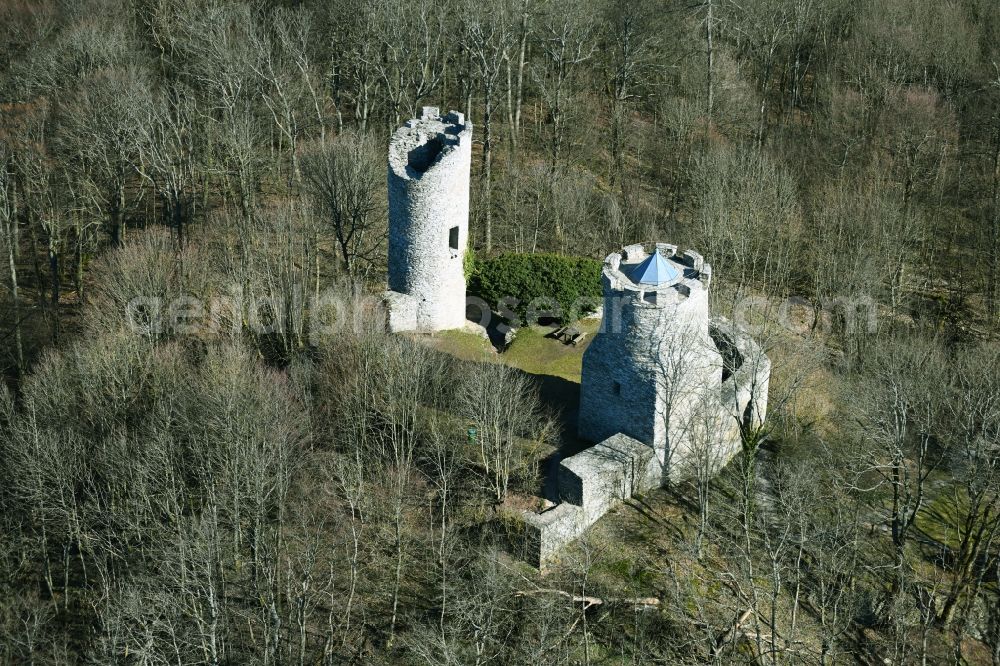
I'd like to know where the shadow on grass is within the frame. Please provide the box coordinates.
[522,372,594,501]
[408,326,600,502]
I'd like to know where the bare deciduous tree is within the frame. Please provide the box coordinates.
[301,131,385,277]
[457,361,548,505]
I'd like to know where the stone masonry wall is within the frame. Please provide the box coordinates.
[521,434,656,569]
[385,107,472,331]
[520,244,771,569]
[714,316,771,449]
[579,243,724,484]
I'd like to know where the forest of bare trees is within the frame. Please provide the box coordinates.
[1,0,999,663]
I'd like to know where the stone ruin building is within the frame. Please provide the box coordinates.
[379,109,770,570]
[384,107,472,332]
[521,243,771,568]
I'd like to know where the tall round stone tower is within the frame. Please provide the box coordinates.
[384,107,473,332]
[579,243,724,483]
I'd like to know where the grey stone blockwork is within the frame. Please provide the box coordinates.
[579,243,725,484]
[521,242,770,569]
[373,116,769,567]
[521,434,657,569]
[384,107,472,332]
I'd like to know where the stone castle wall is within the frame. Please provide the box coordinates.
[385,107,472,332]
[578,243,724,484]
[521,434,657,569]
[374,114,769,568]
[521,243,771,569]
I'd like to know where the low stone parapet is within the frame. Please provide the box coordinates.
[712,316,770,431]
[521,503,586,569]
[521,434,657,569]
[559,434,658,519]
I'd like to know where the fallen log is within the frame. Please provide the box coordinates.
[714,608,754,653]
[516,588,660,610]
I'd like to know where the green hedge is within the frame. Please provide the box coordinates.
[468,252,603,325]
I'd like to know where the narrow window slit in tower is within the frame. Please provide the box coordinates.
[449,226,459,250]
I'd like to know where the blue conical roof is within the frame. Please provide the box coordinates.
[629,251,680,285]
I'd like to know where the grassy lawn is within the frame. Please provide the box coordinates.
[502,319,601,383]
[414,328,495,362]
[415,318,603,466]
[917,483,972,550]
[412,318,600,384]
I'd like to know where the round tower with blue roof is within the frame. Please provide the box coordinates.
[578,242,726,484]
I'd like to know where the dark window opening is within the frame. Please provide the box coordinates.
[449,226,459,250]
[612,381,622,396]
